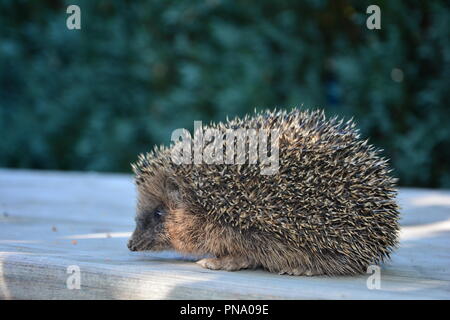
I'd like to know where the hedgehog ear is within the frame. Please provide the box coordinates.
[166,177,181,204]
[166,177,179,191]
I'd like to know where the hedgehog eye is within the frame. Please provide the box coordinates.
[153,207,165,218]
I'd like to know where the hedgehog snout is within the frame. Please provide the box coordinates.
[127,239,137,251]
[128,228,147,251]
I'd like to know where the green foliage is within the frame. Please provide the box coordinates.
[0,0,449,187]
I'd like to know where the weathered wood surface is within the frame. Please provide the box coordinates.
[0,168,449,300]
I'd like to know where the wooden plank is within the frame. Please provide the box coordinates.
[0,169,449,299]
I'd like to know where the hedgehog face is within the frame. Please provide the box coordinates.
[127,174,178,252]
[128,203,170,252]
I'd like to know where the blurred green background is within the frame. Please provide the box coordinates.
[0,0,449,188]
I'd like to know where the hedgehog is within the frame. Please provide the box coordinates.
[128,109,400,276]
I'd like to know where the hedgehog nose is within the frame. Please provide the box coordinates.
[127,239,137,251]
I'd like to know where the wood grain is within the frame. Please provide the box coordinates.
[0,169,449,299]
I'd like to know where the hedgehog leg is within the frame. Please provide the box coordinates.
[196,256,259,271]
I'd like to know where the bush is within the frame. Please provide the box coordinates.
[0,0,449,187]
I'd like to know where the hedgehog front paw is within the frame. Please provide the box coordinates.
[196,256,257,271]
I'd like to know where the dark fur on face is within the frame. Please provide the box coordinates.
[127,171,179,252]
